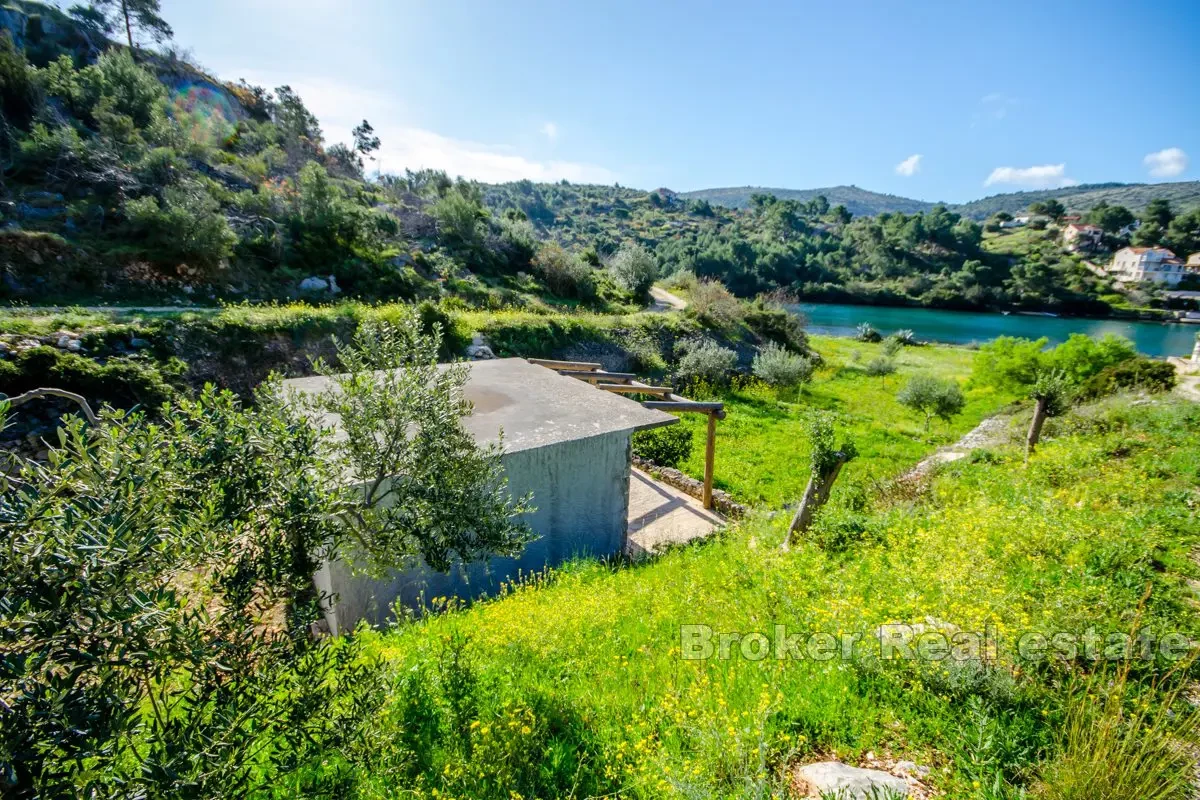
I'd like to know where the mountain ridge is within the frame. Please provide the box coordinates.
[680,181,1200,219]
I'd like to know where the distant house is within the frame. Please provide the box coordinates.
[1060,214,1082,223]
[1002,213,1051,229]
[1062,223,1104,252]
[1187,253,1200,270]
[1118,220,1141,238]
[1109,246,1188,286]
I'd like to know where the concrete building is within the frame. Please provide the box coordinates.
[282,358,678,632]
[1061,223,1104,252]
[1109,246,1187,286]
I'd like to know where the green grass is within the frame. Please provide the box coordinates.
[340,395,1200,799]
[982,227,1057,257]
[672,336,1018,506]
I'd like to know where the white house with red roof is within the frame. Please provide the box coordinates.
[1109,246,1188,286]
[1061,222,1104,252]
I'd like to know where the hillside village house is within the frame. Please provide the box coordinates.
[1108,246,1189,286]
[1188,253,1200,270]
[1061,222,1104,252]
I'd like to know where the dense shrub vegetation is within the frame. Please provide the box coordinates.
[0,312,532,798]
[3,7,1196,313]
[632,424,694,468]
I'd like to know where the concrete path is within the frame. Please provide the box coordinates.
[1168,357,1200,402]
[647,287,687,313]
[625,468,724,557]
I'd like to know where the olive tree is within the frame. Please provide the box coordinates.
[897,374,965,432]
[303,313,534,575]
[0,389,369,797]
[1,310,533,797]
[781,412,857,549]
[1025,368,1072,462]
[608,243,658,298]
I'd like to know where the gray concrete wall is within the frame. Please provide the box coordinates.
[315,430,632,633]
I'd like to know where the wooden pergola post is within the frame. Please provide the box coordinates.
[703,411,717,509]
[527,358,725,512]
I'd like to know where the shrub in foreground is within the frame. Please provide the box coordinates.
[0,311,532,797]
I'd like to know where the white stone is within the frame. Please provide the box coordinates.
[299,276,329,292]
[65,339,82,352]
[465,333,495,360]
[794,761,909,799]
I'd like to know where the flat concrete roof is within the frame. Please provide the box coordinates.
[281,357,677,453]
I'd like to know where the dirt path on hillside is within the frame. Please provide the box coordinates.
[1168,357,1200,402]
[647,287,687,313]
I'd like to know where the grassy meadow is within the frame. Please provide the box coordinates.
[673,336,1019,505]
[330,395,1200,799]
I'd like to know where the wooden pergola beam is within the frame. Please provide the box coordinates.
[642,400,726,415]
[558,369,636,383]
[528,357,726,511]
[528,358,602,371]
[596,383,675,397]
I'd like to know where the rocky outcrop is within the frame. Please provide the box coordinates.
[298,275,341,295]
[464,334,495,360]
[793,761,910,799]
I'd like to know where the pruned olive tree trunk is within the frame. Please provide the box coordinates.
[782,450,852,549]
[1024,369,1071,465]
[781,412,857,551]
[1024,395,1050,463]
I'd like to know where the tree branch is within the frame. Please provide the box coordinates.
[5,387,99,425]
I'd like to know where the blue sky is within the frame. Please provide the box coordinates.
[156,0,1198,202]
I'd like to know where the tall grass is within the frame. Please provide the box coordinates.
[1037,665,1199,800]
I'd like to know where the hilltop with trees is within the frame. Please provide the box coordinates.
[0,0,1192,319]
[684,181,1200,220]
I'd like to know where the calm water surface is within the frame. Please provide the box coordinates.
[791,302,1197,358]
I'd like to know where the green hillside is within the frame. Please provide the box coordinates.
[1,0,1197,319]
[681,182,1200,220]
[678,184,936,216]
[951,181,1200,219]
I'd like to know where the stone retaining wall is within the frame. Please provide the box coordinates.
[630,454,748,518]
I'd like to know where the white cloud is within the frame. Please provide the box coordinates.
[231,72,617,184]
[895,154,922,176]
[984,164,1078,189]
[373,128,616,184]
[971,93,1018,127]
[540,122,559,141]
[1143,147,1188,178]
